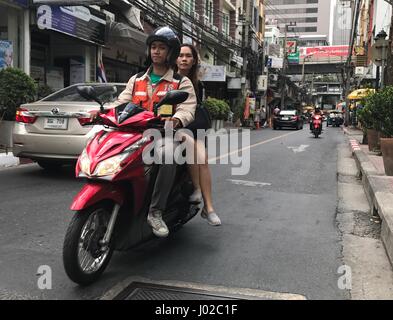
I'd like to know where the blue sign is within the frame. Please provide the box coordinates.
[37,5,106,45]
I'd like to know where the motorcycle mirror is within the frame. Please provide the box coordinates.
[155,90,189,109]
[77,86,104,111]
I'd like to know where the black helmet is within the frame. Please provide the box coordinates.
[146,26,180,66]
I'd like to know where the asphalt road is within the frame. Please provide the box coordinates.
[0,125,350,300]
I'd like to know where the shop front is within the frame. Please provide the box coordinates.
[30,4,106,90]
[0,0,29,72]
[102,21,147,83]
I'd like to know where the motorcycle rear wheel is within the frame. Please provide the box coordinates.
[63,205,114,285]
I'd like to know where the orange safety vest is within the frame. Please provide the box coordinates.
[131,73,182,112]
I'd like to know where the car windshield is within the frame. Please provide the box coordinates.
[42,84,126,102]
[280,111,296,115]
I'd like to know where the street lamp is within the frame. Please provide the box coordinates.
[374,30,389,89]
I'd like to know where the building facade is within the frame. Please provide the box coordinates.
[265,0,332,41]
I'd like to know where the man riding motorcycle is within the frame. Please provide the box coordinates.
[310,107,323,131]
[112,26,197,238]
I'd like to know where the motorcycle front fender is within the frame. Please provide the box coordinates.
[70,181,127,211]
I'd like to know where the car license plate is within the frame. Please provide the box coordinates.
[44,117,68,130]
[282,117,289,120]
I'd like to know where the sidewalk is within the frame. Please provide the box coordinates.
[343,126,393,267]
[0,148,33,168]
[0,150,20,168]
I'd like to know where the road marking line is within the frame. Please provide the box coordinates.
[209,131,299,162]
[287,144,309,153]
[228,179,271,187]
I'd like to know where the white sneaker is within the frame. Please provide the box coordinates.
[147,210,169,237]
[189,188,202,204]
[201,209,221,226]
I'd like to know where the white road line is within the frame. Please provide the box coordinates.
[287,144,309,153]
[228,179,271,187]
[209,131,299,162]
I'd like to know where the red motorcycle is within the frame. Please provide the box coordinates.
[311,114,323,138]
[62,86,200,285]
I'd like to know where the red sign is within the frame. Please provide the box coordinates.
[286,41,297,54]
[299,46,350,62]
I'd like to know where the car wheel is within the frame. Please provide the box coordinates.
[37,160,63,171]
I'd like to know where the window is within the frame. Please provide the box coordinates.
[223,13,229,35]
[181,0,195,15]
[205,0,213,23]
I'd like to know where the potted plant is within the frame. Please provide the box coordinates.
[357,101,377,150]
[0,68,37,150]
[362,86,393,175]
[202,98,230,130]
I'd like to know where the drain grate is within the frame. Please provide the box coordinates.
[113,282,251,300]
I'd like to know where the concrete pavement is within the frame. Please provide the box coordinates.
[343,127,393,268]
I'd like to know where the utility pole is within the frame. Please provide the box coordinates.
[280,22,296,109]
[344,0,360,126]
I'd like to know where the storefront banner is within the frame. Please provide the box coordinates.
[299,45,349,63]
[227,77,241,90]
[199,63,226,82]
[37,5,106,45]
[0,41,13,70]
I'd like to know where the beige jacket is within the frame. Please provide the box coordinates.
[115,67,197,127]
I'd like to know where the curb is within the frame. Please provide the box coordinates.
[347,137,393,267]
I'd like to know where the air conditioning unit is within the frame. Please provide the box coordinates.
[212,25,218,32]
[269,74,278,82]
[193,12,200,21]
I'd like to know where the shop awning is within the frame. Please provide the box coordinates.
[347,88,375,100]
[107,22,147,45]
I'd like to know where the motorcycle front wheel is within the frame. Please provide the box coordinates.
[63,205,114,285]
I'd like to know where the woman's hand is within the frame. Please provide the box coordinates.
[162,117,182,129]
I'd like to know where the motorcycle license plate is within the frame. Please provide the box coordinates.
[44,117,68,130]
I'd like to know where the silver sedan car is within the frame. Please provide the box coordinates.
[13,83,126,170]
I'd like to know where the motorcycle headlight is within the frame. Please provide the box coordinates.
[92,137,150,177]
[92,152,129,176]
[79,149,91,175]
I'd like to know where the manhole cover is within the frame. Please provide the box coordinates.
[113,282,254,300]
